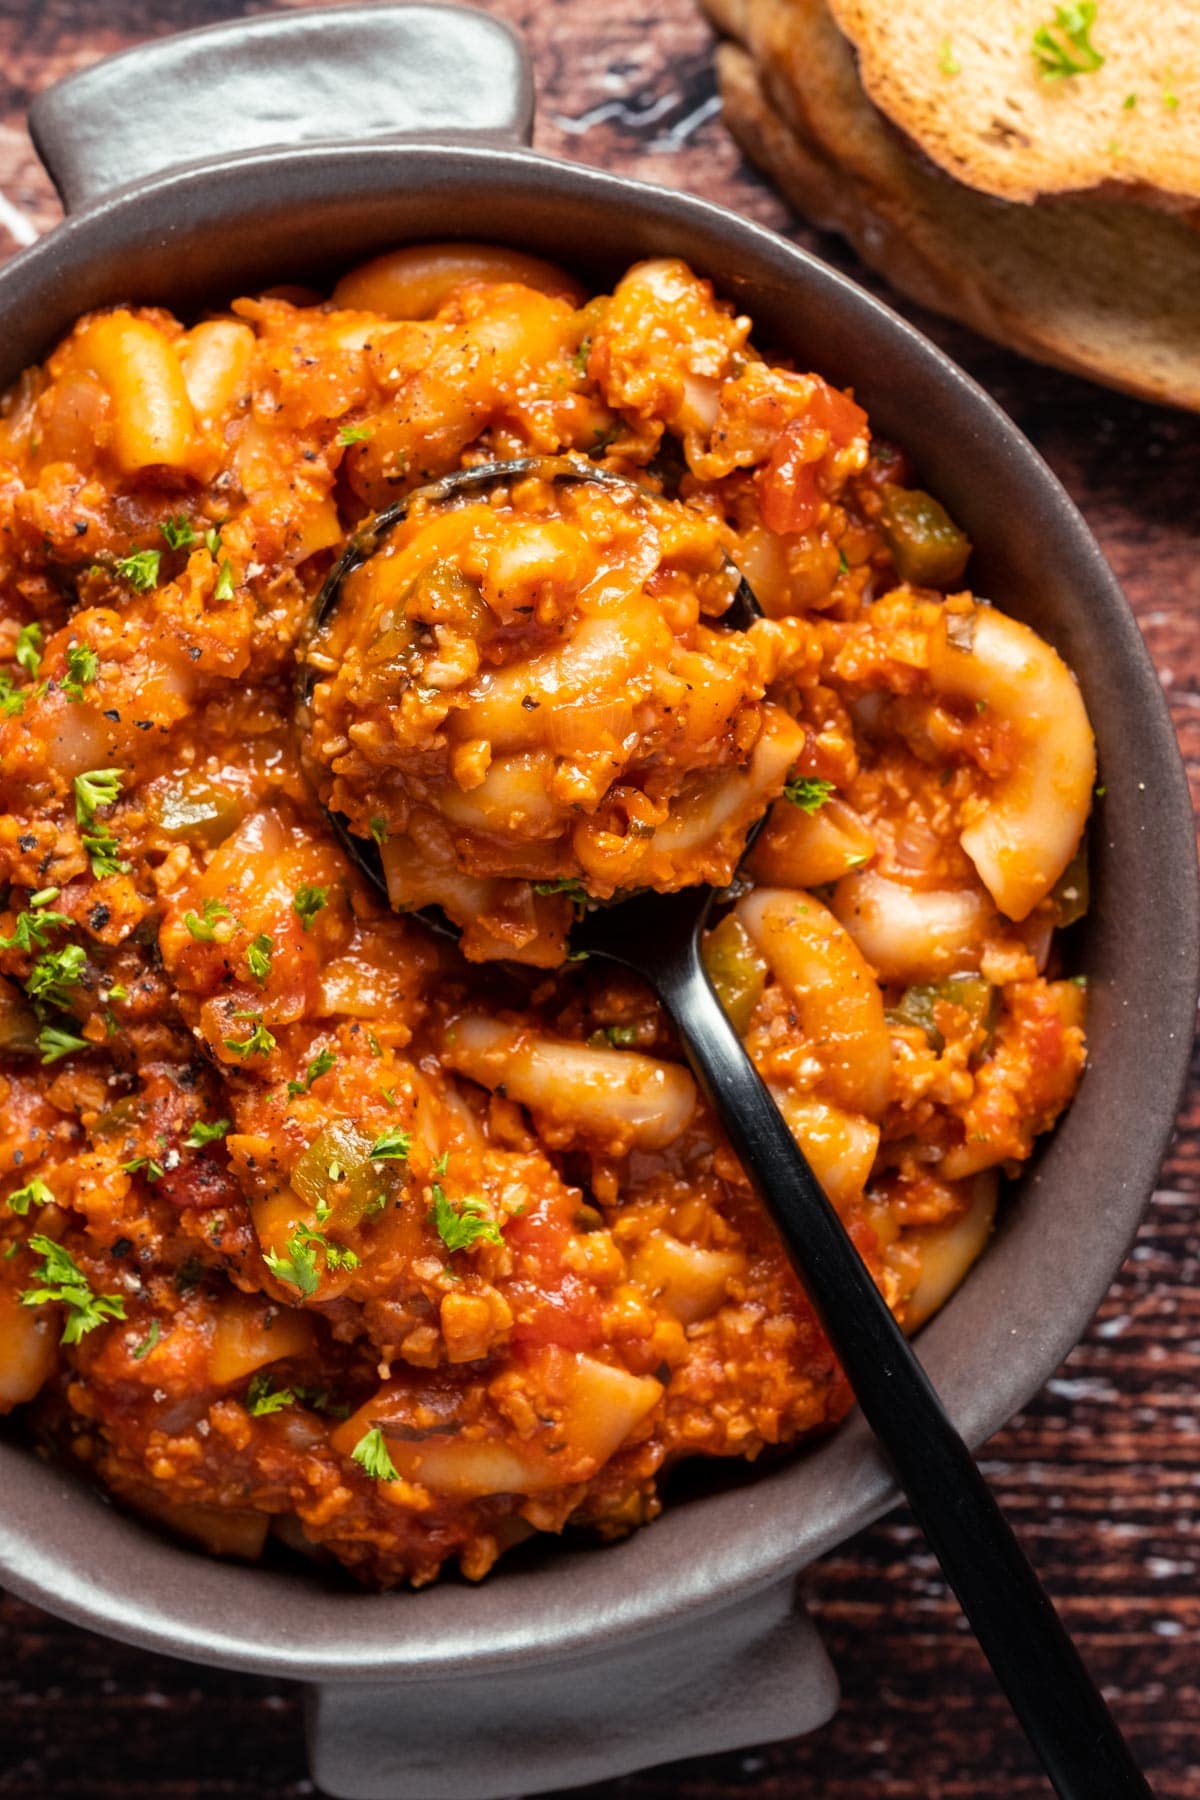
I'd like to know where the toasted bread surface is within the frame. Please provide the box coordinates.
[705,0,1200,409]
[827,0,1200,216]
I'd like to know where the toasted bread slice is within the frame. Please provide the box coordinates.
[826,0,1200,217]
[704,0,1200,409]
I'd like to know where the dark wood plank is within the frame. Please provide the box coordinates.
[0,2,1196,1794]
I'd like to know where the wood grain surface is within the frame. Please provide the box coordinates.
[0,3,1197,1796]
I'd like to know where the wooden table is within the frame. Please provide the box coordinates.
[0,2,1197,1795]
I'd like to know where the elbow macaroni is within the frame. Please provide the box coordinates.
[0,245,1091,1589]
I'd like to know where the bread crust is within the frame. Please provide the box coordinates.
[704,0,1200,410]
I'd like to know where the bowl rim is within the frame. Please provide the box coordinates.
[0,136,1194,1682]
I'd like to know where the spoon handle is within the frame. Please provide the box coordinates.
[648,937,1153,1800]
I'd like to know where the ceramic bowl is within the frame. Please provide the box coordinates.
[1,8,1194,1797]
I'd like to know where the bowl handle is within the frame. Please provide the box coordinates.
[28,3,534,216]
[305,1577,839,1799]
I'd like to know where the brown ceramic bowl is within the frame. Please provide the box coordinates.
[1,8,1195,1797]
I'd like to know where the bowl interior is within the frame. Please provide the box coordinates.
[0,144,1194,1680]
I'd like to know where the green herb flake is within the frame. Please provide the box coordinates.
[20,1233,126,1344]
[131,1319,160,1360]
[263,1231,320,1297]
[0,672,26,716]
[338,424,371,446]
[6,1176,55,1216]
[783,775,835,814]
[61,644,98,702]
[532,878,589,903]
[184,1117,231,1148]
[1031,3,1104,78]
[73,768,123,823]
[82,828,129,880]
[122,1154,165,1183]
[571,336,592,376]
[368,815,388,845]
[368,1127,411,1162]
[431,1185,503,1254]
[184,896,233,943]
[604,1024,639,1047]
[222,1016,277,1060]
[938,35,961,74]
[160,516,196,551]
[246,1371,296,1416]
[287,1047,337,1099]
[115,549,162,591]
[38,1023,88,1064]
[213,559,236,602]
[25,942,87,1011]
[15,622,43,678]
[351,1425,399,1482]
[292,884,328,931]
[246,932,274,985]
[204,527,222,558]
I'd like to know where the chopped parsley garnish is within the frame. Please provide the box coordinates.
[184,897,233,942]
[432,1150,451,1177]
[122,1154,164,1183]
[245,1371,296,1416]
[1031,3,1104,77]
[74,768,123,819]
[204,527,222,558]
[159,516,196,551]
[222,1015,276,1059]
[246,932,274,985]
[263,1230,320,1297]
[38,1023,88,1064]
[213,559,235,602]
[837,549,850,575]
[25,942,87,1011]
[0,893,72,953]
[264,1212,357,1292]
[61,643,99,701]
[292,884,328,930]
[368,815,388,845]
[938,35,960,74]
[351,1425,399,1482]
[338,424,371,446]
[0,672,26,716]
[81,828,128,880]
[783,775,835,813]
[604,1023,639,1047]
[6,1176,55,1216]
[74,766,126,881]
[131,1319,160,1360]
[184,1117,230,1147]
[368,1127,410,1162]
[571,336,592,375]
[114,549,161,591]
[431,1185,503,1253]
[287,1047,337,1098]
[325,1242,360,1272]
[15,622,42,678]
[532,878,589,903]
[20,1233,126,1344]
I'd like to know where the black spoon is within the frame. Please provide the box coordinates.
[301,456,1153,1800]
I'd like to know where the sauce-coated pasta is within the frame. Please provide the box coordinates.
[0,247,1091,1587]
